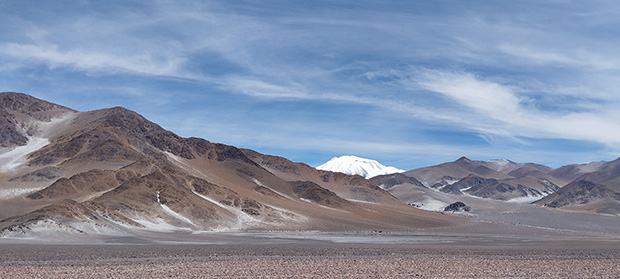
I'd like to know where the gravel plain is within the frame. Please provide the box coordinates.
[2,238,620,278]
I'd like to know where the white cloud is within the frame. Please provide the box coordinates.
[417,70,524,118]
[413,69,620,147]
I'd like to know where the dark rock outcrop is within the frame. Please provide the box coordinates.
[444,201,471,212]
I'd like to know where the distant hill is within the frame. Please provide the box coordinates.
[399,156,562,201]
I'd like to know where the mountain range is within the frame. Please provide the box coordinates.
[1,92,619,241]
[369,155,620,214]
[0,92,458,239]
[316,152,620,215]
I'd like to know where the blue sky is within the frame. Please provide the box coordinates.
[2,0,620,169]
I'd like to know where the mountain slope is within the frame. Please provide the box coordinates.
[0,92,75,149]
[316,155,404,179]
[549,160,608,183]
[0,93,461,238]
[533,158,620,215]
[570,157,620,186]
[242,150,404,205]
[534,180,620,215]
[441,174,559,201]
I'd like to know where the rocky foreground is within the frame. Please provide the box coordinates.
[2,241,619,278]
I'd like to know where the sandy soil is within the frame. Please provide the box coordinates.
[2,239,620,278]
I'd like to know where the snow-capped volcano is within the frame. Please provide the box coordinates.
[316,155,404,179]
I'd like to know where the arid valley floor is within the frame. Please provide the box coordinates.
[2,230,620,279]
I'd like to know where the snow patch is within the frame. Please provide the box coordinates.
[119,204,191,232]
[66,221,129,236]
[37,113,76,137]
[444,178,460,185]
[316,155,404,179]
[506,195,543,203]
[485,158,521,172]
[300,198,347,212]
[1,219,127,238]
[0,187,42,199]
[164,152,220,183]
[253,178,291,199]
[413,199,449,212]
[347,199,378,205]
[1,220,81,238]
[192,191,260,231]
[0,137,49,172]
[77,188,116,202]
[263,204,308,223]
[129,216,185,232]
[0,113,76,173]
[487,158,510,166]
[157,191,197,227]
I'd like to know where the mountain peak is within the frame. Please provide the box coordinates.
[316,155,404,179]
[455,156,471,162]
[0,92,75,116]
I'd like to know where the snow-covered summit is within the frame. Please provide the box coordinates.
[316,155,404,179]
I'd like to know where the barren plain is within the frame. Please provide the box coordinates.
[2,231,620,279]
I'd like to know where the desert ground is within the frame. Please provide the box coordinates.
[2,231,620,279]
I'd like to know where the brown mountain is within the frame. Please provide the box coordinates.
[398,157,561,201]
[534,180,620,215]
[548,160,608,183]
[0,92,75,149]
[570,157,620,186]
[440,174,559,201]
[0,93,460,238]
[533,158,620,214]
[404,157,511,187]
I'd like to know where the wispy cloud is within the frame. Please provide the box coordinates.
[499,44,620,71]
[219,77,310,99]
[0,42,187,77]
[412,69,620,146]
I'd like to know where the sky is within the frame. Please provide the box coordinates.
[1,0,620,170]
